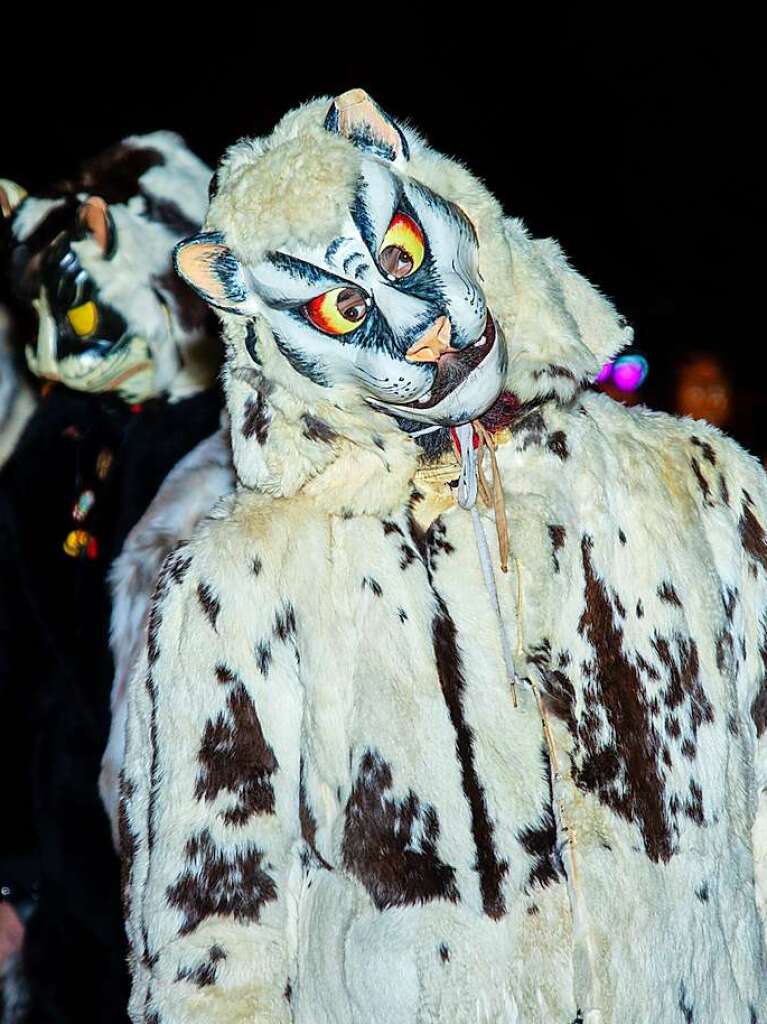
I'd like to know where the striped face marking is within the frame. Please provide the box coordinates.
[247,159,508,426]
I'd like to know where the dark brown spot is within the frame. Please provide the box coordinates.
[362,577,383,597]
[691,436,716,465]
[751,620,767,735]
[196,581,220,631]
[194,678,278,826]
[575,536,675,862]
[215,663,237,685]
[175,946,225,988]
[740,496,767,574]
[547,430,569,460]
[432,595,508,917]
[636,599,644,619]
[118,773,138,923]
[695,882,709,902]
[717,474,729,506]
[299,765,332,871]
[252,555,263,576]
[242,388,271,444]
[301,413,337,444]
[342,749,459,911]
[690,458,712,505]
[273,602,297,643]
[658,582,682,607]
[166,829,277,936]
[439,943,450,962]
[517,748,565,890]
[679,980,694,1023]
[685,780,704,825]
[548,525,566,572]
[427,518,455,562]
[255,640,272,676]
[383,520,404,537]
[398,608,408,622]
[147,543,191,664]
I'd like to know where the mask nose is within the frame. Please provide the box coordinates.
[405,315,454,363]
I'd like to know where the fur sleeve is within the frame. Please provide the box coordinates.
[120,528,301,1024]
[730,450,767,929]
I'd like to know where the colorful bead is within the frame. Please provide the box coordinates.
[63,530,91,558]
[72,489,95,523]
[96,449,114,480]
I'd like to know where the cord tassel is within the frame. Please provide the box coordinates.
[473,420,509,573]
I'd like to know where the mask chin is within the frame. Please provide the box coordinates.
[26,332,157,403]
[368,322,508,428]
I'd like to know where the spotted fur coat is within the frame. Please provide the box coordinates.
[121,386,767,1023]
[120,115,767,1024]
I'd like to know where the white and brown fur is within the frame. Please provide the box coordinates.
[120,97,767,1022]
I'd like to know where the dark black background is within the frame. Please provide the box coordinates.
[2,27,762,448]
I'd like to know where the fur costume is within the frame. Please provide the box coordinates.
[0,133,221,1023]
[121,92,767,1023]
[0,305,34,466]
[101,424,234,838]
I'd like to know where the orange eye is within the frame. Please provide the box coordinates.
[379,212,425,279]
[304,286,369,335]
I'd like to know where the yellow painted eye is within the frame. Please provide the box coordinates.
[379,213,425,279]
[304,286,369,335]
[67,300,98,338]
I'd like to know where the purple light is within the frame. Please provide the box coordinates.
[612,355,648,392]
[596,360,613,384]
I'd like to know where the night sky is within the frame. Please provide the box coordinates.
[2,31,761,448]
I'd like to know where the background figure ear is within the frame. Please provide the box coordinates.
[174,232,257,316]
[78,196,116,257]
[324,88,410,164]
[0,179,27,219]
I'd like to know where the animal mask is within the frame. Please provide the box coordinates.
[1,132,215,402]
[176,91,507,427]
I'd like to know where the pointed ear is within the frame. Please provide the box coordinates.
[0,179,27,219]
[78,196,116,257]
[324,88,409,163]
[174,232,256,315]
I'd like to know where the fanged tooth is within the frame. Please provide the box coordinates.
[474,335,486,348]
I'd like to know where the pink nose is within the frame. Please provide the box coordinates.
[405,316,454,363]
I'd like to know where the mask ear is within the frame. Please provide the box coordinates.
[324,88,409,163]
[174,232,257,315]
[78,196,116,257]
[0,179,27,219]
[532,236,632,368]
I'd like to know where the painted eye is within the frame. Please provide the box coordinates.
[304,286,369,335]
[379,213,425,279]
[67,300,98,338]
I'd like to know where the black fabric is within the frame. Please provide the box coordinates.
[0,384,220,1024]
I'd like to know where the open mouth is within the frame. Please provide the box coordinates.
[404,311,496,410]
